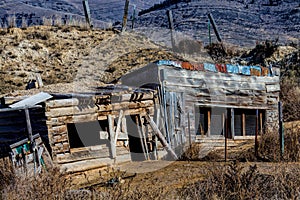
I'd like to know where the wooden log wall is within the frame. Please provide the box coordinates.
[161,67,280,137]
[45,91,156,166]
[0,107,48,157]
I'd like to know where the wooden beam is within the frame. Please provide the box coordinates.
[114,110,124,145]
[145,114,178,160]
[108,115,116,159]
[135,115,147,160]
[140,115,150,160]
[46,99,79,109]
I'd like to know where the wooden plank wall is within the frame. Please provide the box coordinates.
[161,67,280,137]
[45,91,156,168]
[0,107,48,157]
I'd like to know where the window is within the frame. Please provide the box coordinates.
[195,106,265,137]
[67,120,109,149]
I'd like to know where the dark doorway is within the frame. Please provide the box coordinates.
[126,115,146,161]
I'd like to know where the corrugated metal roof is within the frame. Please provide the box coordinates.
[9,92,52,109]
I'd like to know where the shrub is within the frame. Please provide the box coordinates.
[258,125,300,162]
[2,167,70,199]
[179,161,300,200]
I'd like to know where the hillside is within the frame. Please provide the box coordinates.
[135,0,299,47]
[0,25,213,95]
[0,0,159,28]
[0,1,298,48]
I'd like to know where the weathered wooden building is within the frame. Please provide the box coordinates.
[0,86,161,176]
[120,60,280,147]
[0,60,280,178]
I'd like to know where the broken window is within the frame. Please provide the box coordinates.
[67,120,109,149]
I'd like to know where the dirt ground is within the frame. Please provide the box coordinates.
[87,159,300,199]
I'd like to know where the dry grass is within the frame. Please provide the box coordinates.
[258,125,300,162]
[2,167,70,199]
[179,161,300,200]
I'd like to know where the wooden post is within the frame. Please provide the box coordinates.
[146,115,178,160]
[108,115,116,159]
[255,109,259,157]
[82,0,92,27]
[207,110,211,137]
[208,20,212,45]
[122,0,130,32]
[222,113,225,137]
[131,4,136,29]
[25,108,36,175]
[188,112,191,148]
[225,110,228,162]
[231,108,234,139]
[135,115,147,160]
[140,115,150,160]
[278,102,284,158]
[154,107,160,159]
[114,110,124,145]
[225,111,228,162]
[35,73,43,88]
[260,112,263,135]
[167,10,176,50]
[208,13,222,42]
[242,113,246,136]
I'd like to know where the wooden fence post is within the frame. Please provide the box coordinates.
[208,13,222,42]
[131,4,136,29]
[167,10,176,50]
[122,0,130,32]
[82,0,92,27]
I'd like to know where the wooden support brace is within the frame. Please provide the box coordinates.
[140,115,150,160]
[108,115,116,159]
[145,114,178,160]
[135,115,147,160]
[114,110,124,145]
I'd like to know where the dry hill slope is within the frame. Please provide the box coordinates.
[0,26,212,95]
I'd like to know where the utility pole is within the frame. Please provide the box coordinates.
[82,0,92,28]
[122,0,130,32]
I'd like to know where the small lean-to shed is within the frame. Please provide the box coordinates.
[120,60,280,148]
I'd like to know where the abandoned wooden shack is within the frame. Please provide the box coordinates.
[120,60,281,148]
[0,60,280,178]
[0,86,163,175]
